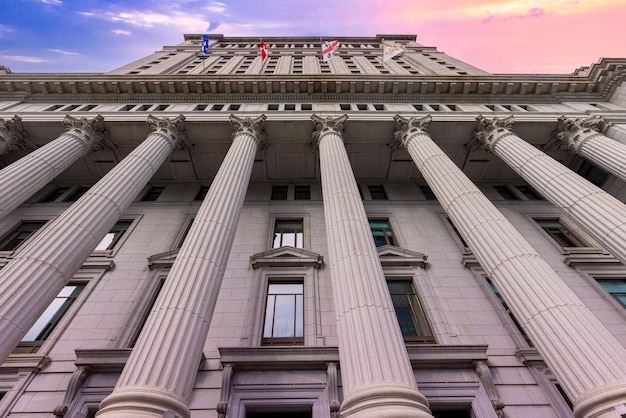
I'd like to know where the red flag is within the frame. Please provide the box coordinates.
[260,42,269,62]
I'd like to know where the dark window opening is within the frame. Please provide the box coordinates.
[141,186,164,202]
[41,187,69,202]
[0,221,47,251]
[535,218,585,247]
[517,185,541,200]
[577,160,609,187]
[487,277,533,347]
[195,186,210,201]
[369,219,395,247]
[494,185,519,200]
[368,185,388,200]
[271,185,288,200]
[294,185,310,200]
[419,185,436,200]
[65,186,90,202]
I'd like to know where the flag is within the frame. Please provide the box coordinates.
[260,42,269,62]
[322,40,339,62]
[382,40,406,62]
[201,34,209,58]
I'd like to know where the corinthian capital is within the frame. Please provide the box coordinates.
[554,115,606,152]
[311,114,348,147]
[0,115,35,153]
[392,114,432,149]
[473,115,516,152]
[229,114,267,149]
[147,114,190,150]
[63,114,112,152]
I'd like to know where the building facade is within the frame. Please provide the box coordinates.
[0,34,626,418]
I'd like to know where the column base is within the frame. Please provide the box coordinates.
[96,388,189,418]
[574,383,626,418]
[340,384,433,418]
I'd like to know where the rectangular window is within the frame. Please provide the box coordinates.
[271,185,288,200]
[368,185,388,200]
[516,185,541,200]
[95,220,133,251]
[273,219,303,248]
[494,185,519,200]
[262,282,304,345]
[0,221,47,251]
[16,283,86,353]
[486,277,533,346]
[369,219,395,247]
[577,160,608,187]
[419,185,436,200]
[141,186,164,201]
[195,185,210,201]
[387,280,434,342]
[535,218,584,247]
[294,185,310,200]
[41,187,70,202]
[65,186,90,202]
[596,278,626,308]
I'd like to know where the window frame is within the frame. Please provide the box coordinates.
[385,276,435,343]
[261,280,305,346]
[272,218,304,249]
[368,217,397,247]
[0,218,51,255]
[532,216,590,249]
[92,217,141,257]
[268,215,309,250]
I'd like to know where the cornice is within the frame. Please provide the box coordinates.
[2,66,624,103]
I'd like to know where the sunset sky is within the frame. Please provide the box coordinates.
[1,0,625,74]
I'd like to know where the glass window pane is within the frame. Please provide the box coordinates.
[263,295,275,338]
[273,295,296,337]
[23,299,66,341]
[282,233,295,247]
[96,233,115,250]
[295,295,304,337]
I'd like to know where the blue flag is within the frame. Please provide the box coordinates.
[202,35,209,57]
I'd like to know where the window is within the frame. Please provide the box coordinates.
[273,219,303,248]
[494,185,519,200]
[271,185,288,200]
[486,277,533,346]
[387,279,434,342]
[368,185,387,200]
[517,185,541,200]
[65,186,90,202]
[195,185,210,201]
[294,185,310,200]
[141,186,164,201]
[577,160,608,187]
[41,187,70,202]
[262,282,304,345]
[95,220,133,251]
[596,278,626,308]
[432,410,472,418]
[369,219,395,247]
[128,277,166,347]
[16,283,86,353]
[419,185,436,200]
[0,221,47,251]
[248,411,311,418]
[446,217,470,249]
[535,218,585,247]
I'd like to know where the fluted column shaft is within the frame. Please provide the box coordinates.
[475,115,626,266]
[0,115,185,363]
[0,115,108,220]
[556,115,626,183]
[312,115,432,418]
[396,115,626,418]
[96,115,266,418]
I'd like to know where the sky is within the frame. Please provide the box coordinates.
[1,0,625,74]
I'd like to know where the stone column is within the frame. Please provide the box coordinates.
[312,114,432,418]
[475,115,626,266]
[395,114,626,418]
[555,115,626,184]
[0,115,35,155]
[0,114,110,221]
[96,115,266,418]
[0,115,186,363]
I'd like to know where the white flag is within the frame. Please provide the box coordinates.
[322,40,340,62]
[382,41,406,62]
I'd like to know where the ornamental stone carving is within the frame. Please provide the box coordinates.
[0,115,35,153]
[146,114,189,150]
[393,114,432,149]
[62,114,112,152]
[229,114,267,148]
[311,114,348,146]
[554,115,606,152]
[473,115,517,151]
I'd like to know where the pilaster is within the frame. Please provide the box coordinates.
[96,115,265,418]
[474,115,626,267]
[0,115,185,364]
[312,114,432,418]
[555,115,626,183]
